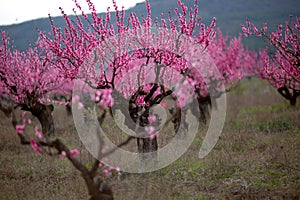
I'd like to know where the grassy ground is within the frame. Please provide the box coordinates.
[0,78,300,200]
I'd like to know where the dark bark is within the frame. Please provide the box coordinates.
[137,137,158,153]
[277,86,300,107]
[65,103,72,116]
[112,88,159,157]
[198,95,211,124]
[170,106,182,133]
[0,96,14,117]
[129,88,159,157]
[29,103,55,140]
[50,138,113,200]
[290,96,297,106]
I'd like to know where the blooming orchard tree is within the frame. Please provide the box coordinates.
[50,79,74,115]
[0,32,64,141]
[40,0,219,157]
[241,16,300,106]
[207,28,258,97]
[0,32,118,200]
[176,28,258,124]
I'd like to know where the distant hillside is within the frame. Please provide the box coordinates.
[1,0,299,51]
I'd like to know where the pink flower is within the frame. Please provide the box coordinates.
[149,132,159,140]
[145,126,154,135]
[108,166,121,172]
[96,90,101,97]
[27,119,32,124]
[77,102,84,110]
[30,139,43,153]
[136,96,149,106]
[59,151,66,159]
[148,115,156,123]
[70,149,79,158]
[72,95,80,103]
[108,166,114,171]
[16,124,25,134]
[103,169,109,175]
[99,89,114,107]
[160,102,167,107]
[98,161,104,168]
[34,126,43,139]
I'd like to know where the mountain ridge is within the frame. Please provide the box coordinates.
[1,0,299,51]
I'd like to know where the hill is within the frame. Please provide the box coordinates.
[1,0,300,51]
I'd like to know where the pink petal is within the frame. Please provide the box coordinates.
[16,124,25,134]
[30,139,43,153]
[70,149,79,158]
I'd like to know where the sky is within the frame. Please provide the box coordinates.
[0,0,145,26]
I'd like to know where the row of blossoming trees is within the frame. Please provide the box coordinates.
[0,0,299,199]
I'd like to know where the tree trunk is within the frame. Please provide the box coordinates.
[290,96,297,106]
[277,87,299,107]
[137,137,158,153]
[137,137,158,167]
[28,103,113,200]
[0,96,14,117]
[30,103,55,140]
[65,103,72,116]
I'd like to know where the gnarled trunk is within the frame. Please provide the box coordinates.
[30,103,55,139]
[277,87,300,107]
[0,96,14,117]
[17,102,114,200]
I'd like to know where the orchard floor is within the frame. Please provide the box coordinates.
[0,78,300,200]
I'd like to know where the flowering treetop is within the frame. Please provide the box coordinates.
[241,16,300,89]
[207,28,258,97]
[0,32,67,107]
[40,0,218,99]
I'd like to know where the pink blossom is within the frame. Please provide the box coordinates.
[77,102,84,110]
[149,132,159,140]
[72,95,80,103]
[108,166,121,172]
[52,100,68,106]
[16,124,25,134]
[98,161,104,168]
[148,115,156,123]
[103,169,109,175]
[160,102,167,107]
[70,149,79,158]
[96,90,101,97]
[99,89,114,107]
[34,126,43,139]
[30,139,43,153]
[136,96,149,106]
[145,126,154,135]
[108,166,114,171]
[60,151,66,159]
